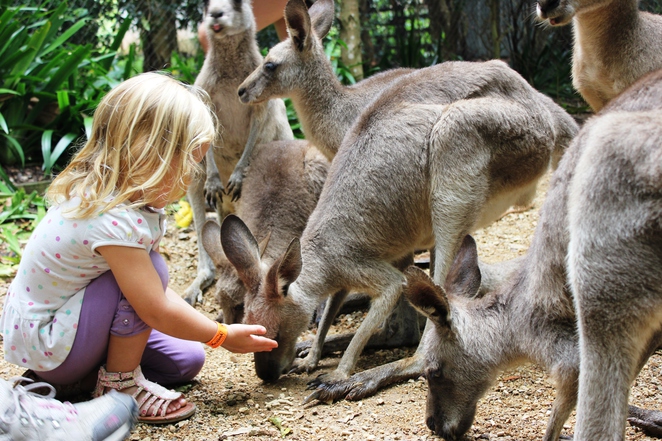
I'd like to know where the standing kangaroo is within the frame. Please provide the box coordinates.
[238,0,413,161]
[402,69,662,441]
[536,0,662,112]
[222,58,578,385]
[185,0,294,305]
[200,140,329,324]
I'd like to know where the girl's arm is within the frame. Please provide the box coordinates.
[97,245,278,353]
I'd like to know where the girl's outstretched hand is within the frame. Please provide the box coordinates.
[221,324,278,353]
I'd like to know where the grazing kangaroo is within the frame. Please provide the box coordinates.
[200,140,329,323]
[185,0,294,305]
[238,0,413,161]
[536,0,662,111]
[237,0,545,360]
[223,58,578,385]
[401,69,662,441]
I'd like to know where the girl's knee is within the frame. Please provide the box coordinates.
[181,344,206,381]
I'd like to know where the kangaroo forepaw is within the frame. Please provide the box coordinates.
[628,405,662,437]
[295,340,312,358]
[183,271,215,306]
[204,177,224,210]
[183,286,202,306]
[288,357,318,375]
[226,172,243,202]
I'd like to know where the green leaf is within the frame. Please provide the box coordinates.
[47,132,76,174]
[0,88,21,96]
[83,116,93,140]
[43,45,91,92]
[41,129,54,170]
[9,21,51,86]
[2,133,25,167]
[0,164,15,191]
[56,89,70,112]
[0,112,7,134]
[2,227,21,256]
[40,17,88,58]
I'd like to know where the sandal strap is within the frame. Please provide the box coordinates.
[92,365,138,398]
[92,365,183,418]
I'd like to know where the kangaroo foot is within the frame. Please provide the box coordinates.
[303,353,426,404]
[628,405,662,437]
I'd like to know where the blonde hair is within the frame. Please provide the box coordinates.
[47,72,218,218]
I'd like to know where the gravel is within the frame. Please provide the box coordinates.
[1,170,661,441]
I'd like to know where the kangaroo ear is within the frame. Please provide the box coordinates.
[285,0,312,51]
[266,238,302,300]
[443,235,482,297]
[221,214,261,290]
[308,0,334,39]
[403,266,450,326]
[258,230,272,259]
[201,220,225,266]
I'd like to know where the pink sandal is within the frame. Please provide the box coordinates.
[92,365,196,424]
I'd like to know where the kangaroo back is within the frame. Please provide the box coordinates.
[568,69,662,440]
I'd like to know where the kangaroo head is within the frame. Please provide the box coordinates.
[203,0,255,41]
[237,0,335,105]
[403,236,493,440]
[202,219,271,323]
[220,215,308,382]
[536,0,576,26]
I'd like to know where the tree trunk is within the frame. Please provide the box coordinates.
[339,0,364,81]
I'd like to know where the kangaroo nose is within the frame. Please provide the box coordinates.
[426,416,436,432]
[537,0,560,15]
[238,87,246,98]
[210,10,224,19]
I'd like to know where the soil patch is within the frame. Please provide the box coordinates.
[1,170,661,441]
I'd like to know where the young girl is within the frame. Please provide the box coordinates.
[0,72,278,424]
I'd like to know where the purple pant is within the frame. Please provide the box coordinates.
[35,251,205,386]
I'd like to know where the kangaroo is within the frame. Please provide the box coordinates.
[236,0,548,362]
[185,0,294,305]
[222,58,579,385]
[401,69,662,441]
[536,0,662,112]
[200,139,329,323]
[237,0,414,161]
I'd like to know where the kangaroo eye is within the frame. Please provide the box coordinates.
[264,62,277,72]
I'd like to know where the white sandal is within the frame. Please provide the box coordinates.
[92,365,196,424]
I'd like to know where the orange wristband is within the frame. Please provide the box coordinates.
[205,322,228,348]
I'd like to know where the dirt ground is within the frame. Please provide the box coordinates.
[1,170,662,441]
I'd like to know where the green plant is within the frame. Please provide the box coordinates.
[0,180,46,277]
[0,0,90,167]
[0,0,132,175]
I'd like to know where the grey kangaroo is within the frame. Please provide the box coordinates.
[222,58,578,386]
[185,0,294,305]
[200,140,329,324]
[402,69,662,441]
[237,0,413,161]
[536,0,662,112]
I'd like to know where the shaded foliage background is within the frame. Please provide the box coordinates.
[3,0,662,178]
